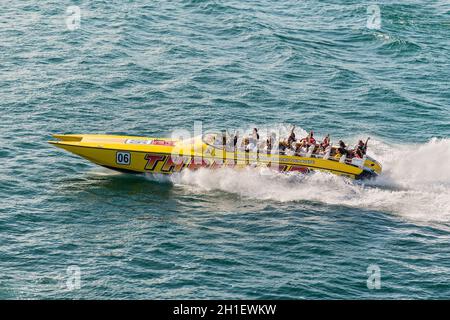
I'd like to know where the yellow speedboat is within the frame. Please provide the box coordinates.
[49,133,382,180]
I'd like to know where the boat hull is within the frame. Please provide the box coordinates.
[49,134,381,180]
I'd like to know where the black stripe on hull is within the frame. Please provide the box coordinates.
[355,170,378,180]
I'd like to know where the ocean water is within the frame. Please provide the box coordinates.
[1,0,450,299]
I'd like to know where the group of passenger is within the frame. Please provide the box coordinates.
[215,126,369,159]
[279,126,370,159]
[335,138,369,159]
[279,127,326,155]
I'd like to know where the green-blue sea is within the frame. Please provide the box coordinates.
[1,1,449,299]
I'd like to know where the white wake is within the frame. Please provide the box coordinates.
[166,136,450,223]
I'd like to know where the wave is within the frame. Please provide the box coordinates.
[158,133,450,223]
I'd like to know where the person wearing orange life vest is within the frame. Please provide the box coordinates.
[306,131,316,146]
[297,130,316,154]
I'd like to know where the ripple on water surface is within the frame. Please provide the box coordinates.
[0,0,449,299]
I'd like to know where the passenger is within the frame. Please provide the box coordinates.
[291,138,300,151]
[266,133,275,154]
[320,134,330,151]
[278,139,289,154]
[338,140,348,156]
[287,125,296,146]
[242,137,250,152]
[265,137,271,153]
[221,130,227,147]
[294,139,307,155]
[309,143,319,155]
[252,128,259,143]
[306,131,316,146]
[226,131,238,152]
[354,137,370,158]
[233,132,238,148]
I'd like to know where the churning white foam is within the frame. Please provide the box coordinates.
[167,137,450,223]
